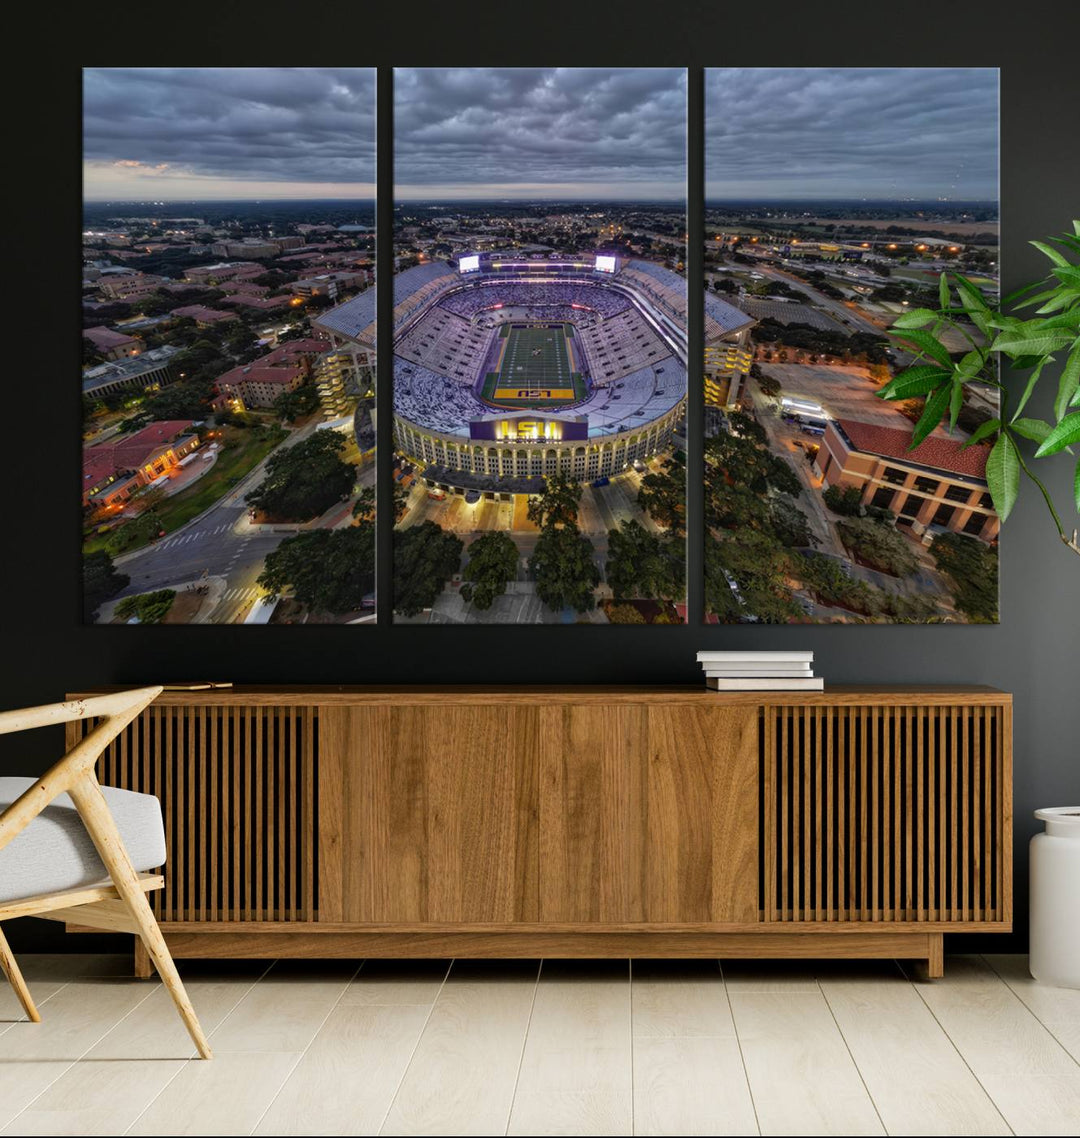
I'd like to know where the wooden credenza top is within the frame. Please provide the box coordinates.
[70,683,1011,707]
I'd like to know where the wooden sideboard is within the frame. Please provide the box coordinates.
[66,686,1012,977]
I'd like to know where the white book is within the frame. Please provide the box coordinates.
[696,650,813,663]
[706,677,824,691]
[701,661,812,672]
[704,669,813,678]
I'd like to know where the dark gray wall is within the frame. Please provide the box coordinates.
[4,5,1078,952]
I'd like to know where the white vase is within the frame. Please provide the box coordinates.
[1030,808,1080,987]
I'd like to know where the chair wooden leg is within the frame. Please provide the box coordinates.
[0,925,40,1023]
[69,777,212,1059]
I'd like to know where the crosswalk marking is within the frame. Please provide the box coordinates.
[221,587,260,602]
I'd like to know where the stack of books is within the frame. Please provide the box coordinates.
[696,651,823,691]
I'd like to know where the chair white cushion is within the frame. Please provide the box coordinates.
[0,777,166,904]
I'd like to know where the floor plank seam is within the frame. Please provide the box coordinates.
[982,953,1080,1075]
[503,959,543,1137]
[6,971,161,1133]
[0,975,71,1039]
[816,971,889,1135]
[246,957,364,1136]
[628,958,635,1137]
[905,959,1016,1136]
[376,958,454,1136]
[718,959,763,1137]
[121,957,281,1136]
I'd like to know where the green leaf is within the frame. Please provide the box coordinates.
[1073,220,1080,237]
[953,275,991,334]
[1055,343,1080,422]
[1010,417,1052,444]
[1031,240,1070,267]
[986,433,1020,521]
[961,418,1001,448]
[1035,412,1080,457]
[949,380,964,431]
[1010,358,1047,421]
[991,329,1074,357]
[956,349,984,379]
[911,384,951,448]
[890,308,938,329]
[1052,265,1080,289]
[895,329,953,368]
[1075,458,1080,514]
[1035,289,1080,314]
[939,272,950,309]
[876,365,951,400]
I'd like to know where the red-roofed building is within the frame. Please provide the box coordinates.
[82,420,199,508]
[214,363,305,410]
[816,418,999,543]
[170,304,240,327]
[219,293,293,312]
[83,326,141,361]
[259,338,329,368]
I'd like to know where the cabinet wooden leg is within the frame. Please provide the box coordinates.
[927,933,944,979]
[134,938,151,979]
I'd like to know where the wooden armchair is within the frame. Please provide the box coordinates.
[0,687,211,1059]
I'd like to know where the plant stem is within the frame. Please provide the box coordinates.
[1012,440,1080,558]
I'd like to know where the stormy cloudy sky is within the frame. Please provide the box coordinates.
[394,68,686,201]
[83,68,375,200]
[706,68,998,201]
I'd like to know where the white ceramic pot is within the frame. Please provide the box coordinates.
[1030,808,1080,987]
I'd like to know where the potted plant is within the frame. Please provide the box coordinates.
[877,220,1080,985]
[877,220,1080,556]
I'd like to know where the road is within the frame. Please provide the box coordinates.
[108,421,374,624]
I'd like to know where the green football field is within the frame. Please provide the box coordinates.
[481,324,587,406]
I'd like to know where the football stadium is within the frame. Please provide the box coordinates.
[315,253,720,495]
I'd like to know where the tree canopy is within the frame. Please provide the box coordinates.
[461,531,519,611]
[526,473,582,530]
[529,524,601,613]
[606,520,684,602]
[258,525,374,614]
[83,551,129,622]
[393,521,463,617]
[245,430,356,521]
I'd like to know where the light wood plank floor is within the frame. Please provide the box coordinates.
[2,954,1079,1136]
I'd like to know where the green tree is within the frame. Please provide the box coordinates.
[115,589,176,624]
[705,532,802,624]
[393,521,463,616]
[637,460,686,536]
[461,532,519,610]
[83,551,129,622]
[258,526,374,614]
[246,431,356,521]
[931,533,999,622]
[526,473,582,529]
[529,524,600,613]
[273,384,321,423]
[823,484,864,516]
[836,517,918,577]
[606,520,684,601]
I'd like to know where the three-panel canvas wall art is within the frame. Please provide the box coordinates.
[81,66,1000,626]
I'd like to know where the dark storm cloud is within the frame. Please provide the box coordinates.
[706,68,998,200]
[394,68,686,197]
[83,68,375,192]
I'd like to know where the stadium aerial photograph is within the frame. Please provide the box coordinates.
[318,67,690,624]
[703,67,1001,624]
[81,68,377,626]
